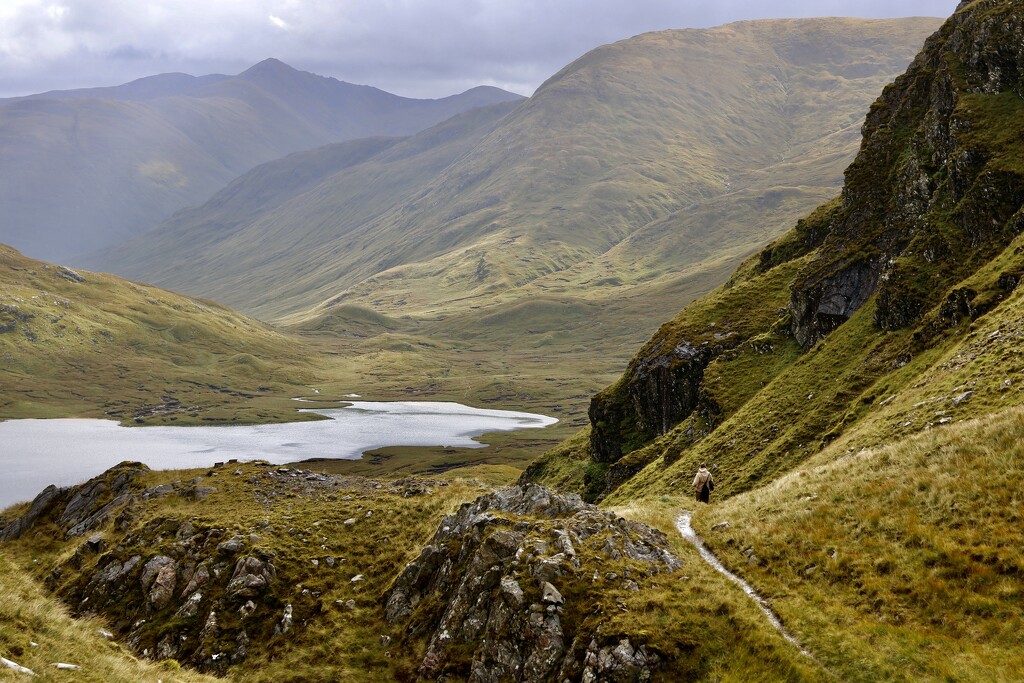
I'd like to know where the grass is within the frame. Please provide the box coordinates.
[2,462,502,682]
[606,496,827,682]
[692,407,1024,682]
[0,553,218,683]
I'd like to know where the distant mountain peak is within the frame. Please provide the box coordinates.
[240,57,301,78]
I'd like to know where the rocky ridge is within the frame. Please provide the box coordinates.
[788,0,1024,346]
[384,484,681,682]
[0,461,439,674]
[552,0,1024,500]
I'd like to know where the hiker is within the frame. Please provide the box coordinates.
[693,462,714,503]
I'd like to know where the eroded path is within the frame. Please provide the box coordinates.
[676,512,814,659]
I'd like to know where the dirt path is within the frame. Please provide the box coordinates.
[676,512,815,659]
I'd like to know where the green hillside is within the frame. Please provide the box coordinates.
[93,18,939,333]
[0,244,320,425]
[0,59,521,261]
[527,1,1024,678]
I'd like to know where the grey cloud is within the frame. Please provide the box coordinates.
[0,0,960,99]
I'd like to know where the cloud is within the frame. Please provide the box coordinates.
[0,0,960,99]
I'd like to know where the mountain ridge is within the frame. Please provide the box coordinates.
[92,18,941,332]
[0,59,522,261]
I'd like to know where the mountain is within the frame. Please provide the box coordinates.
[0,243,321,424]
[86,99,524,317]
[9,4,1024,681]
[91,19,940,342]
[0,59,522,261]
[526,0,1024,678]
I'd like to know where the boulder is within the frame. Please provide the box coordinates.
[217,535,246,555]
[541,582,564,605]
[0,484,69,540]
[149,563,178,610]
[176,591,203,618]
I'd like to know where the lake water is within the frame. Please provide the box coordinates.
[0,401,557,509]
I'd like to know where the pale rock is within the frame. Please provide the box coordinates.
[1,656,35,676]
[541,582,564,605]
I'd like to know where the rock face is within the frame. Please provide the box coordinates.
[0,484,69,541]
[788,0,1024,346]
[589,337,729,465]
[1,462,148,541]
[384,484,681,681]
[50,511,285,672]
[0,463,290,673]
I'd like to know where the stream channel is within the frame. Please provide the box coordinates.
[0,401,557,509]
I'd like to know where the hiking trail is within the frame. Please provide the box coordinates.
[676,512,816,660]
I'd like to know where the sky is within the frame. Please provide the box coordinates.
[0,0,961,100]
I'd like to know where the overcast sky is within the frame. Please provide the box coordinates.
[0,0,960,99]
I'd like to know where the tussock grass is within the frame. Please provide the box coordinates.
[606,496,828,682]
[693,407,1024,681]
[0,554,217,683]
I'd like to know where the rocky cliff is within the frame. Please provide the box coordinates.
[530,0,1024,500]
[789,0,1024,346]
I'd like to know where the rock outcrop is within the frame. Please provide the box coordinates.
[1,462,448,674]
[384,484,681,681]
[788,0,1024,347]
[588,336,730,465]
[1,462,148,541]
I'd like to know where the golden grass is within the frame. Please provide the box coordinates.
[692,407,1024,682]
[606,496,828,682]
[0,554,218,683]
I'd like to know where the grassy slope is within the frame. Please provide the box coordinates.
[0,244,320,425]
[0,60,521,261]
[588,0,1024,504]
[693,407,1024,682]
